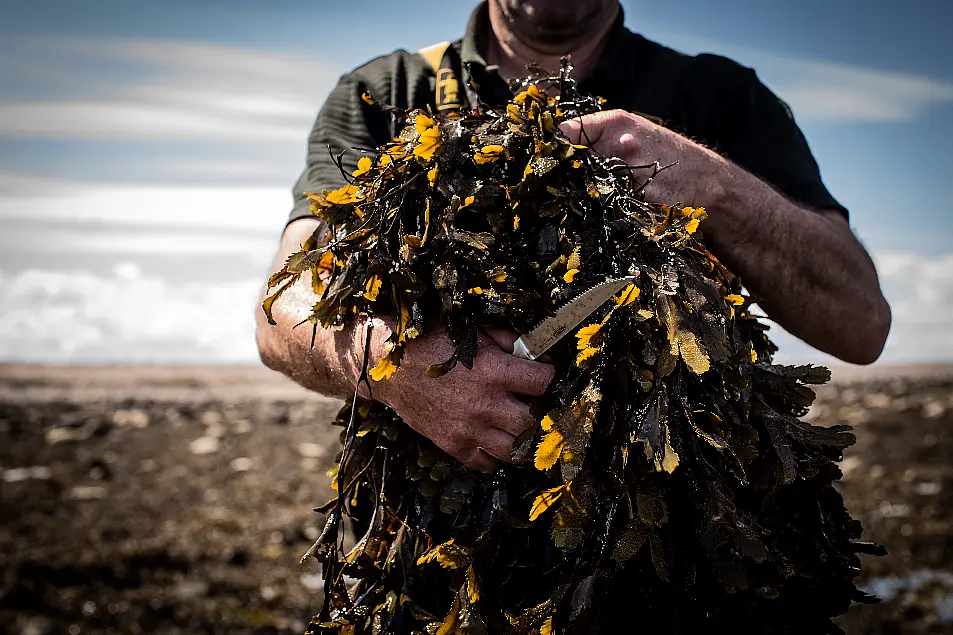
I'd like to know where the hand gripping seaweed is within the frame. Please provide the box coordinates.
[264,61,882,635]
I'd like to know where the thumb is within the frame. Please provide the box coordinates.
[559,118,584,144]
[559,112,608,147]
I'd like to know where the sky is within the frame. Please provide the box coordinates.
[0,0,951,365]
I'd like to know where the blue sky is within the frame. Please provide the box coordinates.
[0,0,951,364]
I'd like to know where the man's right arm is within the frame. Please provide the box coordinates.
[255,218,555,473]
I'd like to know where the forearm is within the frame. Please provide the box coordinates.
[255,218,385,399]
[653,147,890,363]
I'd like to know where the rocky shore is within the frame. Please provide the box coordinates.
[1,364,951,634]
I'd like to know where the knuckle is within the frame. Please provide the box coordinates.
[479,352,508,380]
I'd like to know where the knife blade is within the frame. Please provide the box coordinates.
[511,276,637,361]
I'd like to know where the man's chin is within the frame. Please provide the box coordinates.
[518,21,593,50]
[528,26,583,47]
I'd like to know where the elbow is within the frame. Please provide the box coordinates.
[842,296,892,365]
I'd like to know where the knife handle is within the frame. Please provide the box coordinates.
[512,337,537,361]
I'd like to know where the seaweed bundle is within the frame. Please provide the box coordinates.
[264,63,881,635]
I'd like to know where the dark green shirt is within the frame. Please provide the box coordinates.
[289,2,847,224]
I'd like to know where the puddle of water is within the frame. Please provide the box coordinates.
[860,570,953,623]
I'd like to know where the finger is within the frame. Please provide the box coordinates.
[481,327,520,353]
[482,327,555,363]
[493,354,555,397]
[559,117,602,146]
[464,447,499,474]
[477,427,518,463]
[487,397,536,437]
[559,111,616,146]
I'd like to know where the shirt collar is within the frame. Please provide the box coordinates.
[459,1,634,87]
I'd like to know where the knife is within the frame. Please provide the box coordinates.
[511,276,637,361]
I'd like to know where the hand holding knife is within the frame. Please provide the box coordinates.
[511,276,637,361]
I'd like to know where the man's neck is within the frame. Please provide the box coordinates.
[484,2,619,82]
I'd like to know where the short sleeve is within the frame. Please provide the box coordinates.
[713,63,848,219]
[287,51,437,226]
[288,73,393,224]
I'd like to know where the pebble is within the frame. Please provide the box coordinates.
[19,616,53,635]
[171,579,209,599]
[69,485,107,501]
[837,405,869,424]
[189,436,220,455]
[233,419,253,434]
[2,466,52,483]
[200,411,223,426]
[914,481,942,496]
[297,442,327,459]
[230,457,255,472]
[45,427,86,445]
[863,393,891,409]
[112,409,149,428]
[300,573,324,591]
[839,456,862,477]
[878,501,911,518]
[300,458,321,472]
[923,400,946,419]
[205,423,226,438]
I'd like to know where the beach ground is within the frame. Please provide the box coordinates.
[1,363,951,634]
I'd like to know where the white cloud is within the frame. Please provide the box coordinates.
[0,250,950,365]
[649,32,953,124]
[769,251,953,365]
[763,58,953,124]
[875,251,953,361]
[0,177,294,233]
[0,37,340,141]
[0,100,307,141]
[0,264,262,363]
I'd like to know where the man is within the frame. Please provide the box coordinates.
[256,0,891,474]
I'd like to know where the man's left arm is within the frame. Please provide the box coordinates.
[561,111,891,364]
